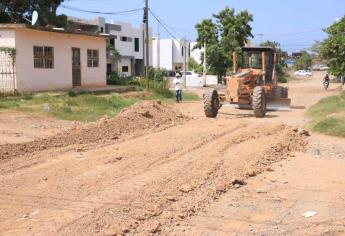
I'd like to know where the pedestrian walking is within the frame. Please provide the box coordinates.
[341,75,345,86]
[173,72,183,103]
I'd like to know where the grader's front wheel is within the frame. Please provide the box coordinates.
[203,89,219,118]
[252,86,267,118]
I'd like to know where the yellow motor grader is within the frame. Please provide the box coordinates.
[203,47,290,118]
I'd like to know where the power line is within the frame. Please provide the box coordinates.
[60,4,143,15]
[254,28,323,37]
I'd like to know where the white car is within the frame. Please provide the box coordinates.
[181,71,203,87]
[294,70,312,77]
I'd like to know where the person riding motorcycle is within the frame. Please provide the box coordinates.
[323,74,330,90]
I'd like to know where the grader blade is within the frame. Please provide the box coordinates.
[266,98,291,111]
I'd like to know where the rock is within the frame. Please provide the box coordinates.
[148,221,161,233]
[246,170,256,177]
[178,213,185,219]
[156,100,162,105]
[22,214,29,218]
[179,184,192,193]
[266,167,275,172]
[231,178,246,186]
[116,156,123,161]
[42,177,48,181]
[292,127,299,132]
[234,184,241,189]
[166,196,177,202]
[299,129,311,136]
[76,147,84,152]
[111,136,119,140]
[215,184,227,193]
[257,189,267,194]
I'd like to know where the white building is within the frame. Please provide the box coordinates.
[68,16,152,77]
[0,24,107,92]
[152,38,190,71]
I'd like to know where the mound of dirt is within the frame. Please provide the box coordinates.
[0,100,186,161]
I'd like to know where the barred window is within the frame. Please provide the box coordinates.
[87,49,99,68]
[33,46,54,69]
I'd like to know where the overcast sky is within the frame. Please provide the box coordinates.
[58,0,345,53]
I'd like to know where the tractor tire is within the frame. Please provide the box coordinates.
[274,86,284,98]
[203,89,219,118]
[252,86,266,118]
[282,87,289,98]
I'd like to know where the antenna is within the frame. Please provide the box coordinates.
[32,11,38,26]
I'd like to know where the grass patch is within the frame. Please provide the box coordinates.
[0,90,200,122]
[307,92,345,138]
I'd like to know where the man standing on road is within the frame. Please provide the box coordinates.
[173,72,183,103]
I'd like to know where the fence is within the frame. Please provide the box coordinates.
[0,49,16,94]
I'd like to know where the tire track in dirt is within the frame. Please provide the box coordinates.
[53,123,307,235]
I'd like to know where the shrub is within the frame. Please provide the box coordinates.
[68,90,77,97]
[107,71,132,85]
[20,92,33,100]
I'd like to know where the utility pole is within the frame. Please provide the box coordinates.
[157,23,160,69]
[258,33,264,44]
[203,41,207,86]
[183,38,187,88]
[144,0,149,89]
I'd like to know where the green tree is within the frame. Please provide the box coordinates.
[0,0,67,27]
[310,40,323,57]
[194,7,253,82]
[295,53,313,70]
[321,16,345,76]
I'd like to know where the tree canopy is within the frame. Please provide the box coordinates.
[321,16,345,76]
[294,53,313,70]
[194,7,253,81]
[0,0,67,27]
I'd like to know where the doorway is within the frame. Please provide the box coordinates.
[72,47,81,87]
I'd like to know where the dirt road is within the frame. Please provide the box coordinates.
[0,72,344,235]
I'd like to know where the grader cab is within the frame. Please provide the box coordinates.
[203,47,290,118]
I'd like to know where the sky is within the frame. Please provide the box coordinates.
[58,0,345,53]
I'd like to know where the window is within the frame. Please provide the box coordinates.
[122,66,129,72]
[33,46,54,69]
[87,49,99,68]
[120,36,132,42]
[134,38,139,52]
[182,47,184,57]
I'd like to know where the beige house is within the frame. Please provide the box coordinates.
[0,24,107,92]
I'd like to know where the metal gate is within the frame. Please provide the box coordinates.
[0,50,16,94]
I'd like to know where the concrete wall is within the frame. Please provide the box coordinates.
[152,38,190,71]
[0,29,16,47]
[14,28,106,92]
[152,38,173,70]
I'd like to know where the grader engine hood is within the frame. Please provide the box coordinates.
[227,69,260,105]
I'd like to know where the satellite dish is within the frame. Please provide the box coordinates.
[32,11,38,26]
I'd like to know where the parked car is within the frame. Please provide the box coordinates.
[181,71,201,78]
[294,70,312,77]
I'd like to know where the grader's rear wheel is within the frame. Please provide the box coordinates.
[203,89,219,118]
[274,86,289,99]
[282,87,289,98]
[252,86,266,118]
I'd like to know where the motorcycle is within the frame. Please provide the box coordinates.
[323,80,330,90]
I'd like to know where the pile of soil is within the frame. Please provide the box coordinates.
[0,100,186,161]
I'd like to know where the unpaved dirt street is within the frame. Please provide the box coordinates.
[0,72,344,235]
